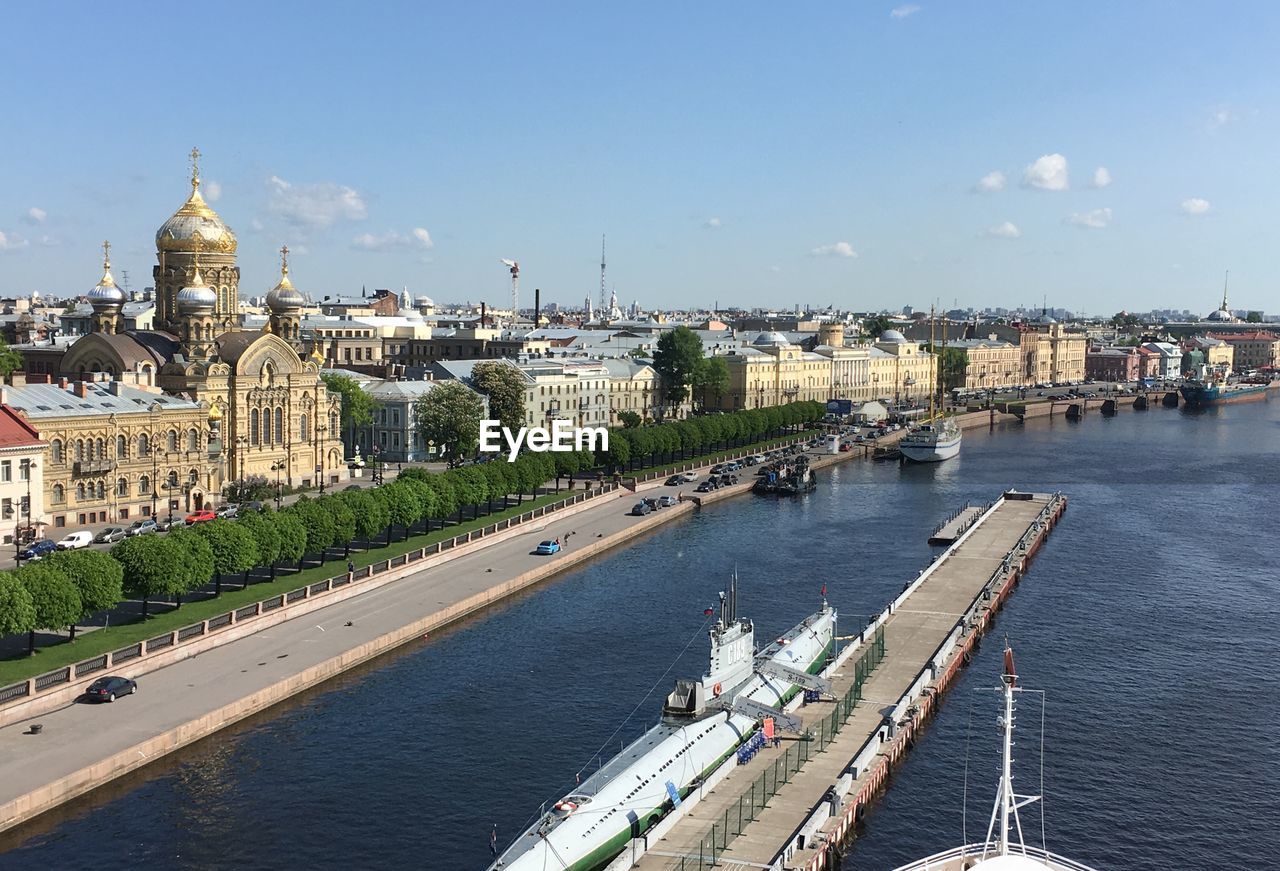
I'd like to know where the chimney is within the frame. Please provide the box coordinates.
[74,381,89,398]
[0,386,7,405]
[534,287,541,329]
[58,376,68,389]
[480,302,487,328]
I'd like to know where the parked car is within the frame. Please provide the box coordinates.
[185,510,217,524]
[156,519,184,532]
[216,504,239,519]
[94,526,128,544]
[695,481,713,493]
[126,519,159,537]
[657,495,678,508]
[56,531,93,550]
[665,475,683,486]
[534,540,561,555]
[83,675,137,703]
[679,472,698,483]
[19,539,57,561]
[630,501,652,516]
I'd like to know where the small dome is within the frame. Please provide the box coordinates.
[176,268,216,314]
[1036,313,1058,324]
[879,329,907,342]
[266,270,305,312]
[88,243,125,309]
[1205,308,1235,322]
[752,331,789,346]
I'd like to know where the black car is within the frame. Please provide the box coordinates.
[84,675,137,703]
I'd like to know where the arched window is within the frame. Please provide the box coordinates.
[251,409,260,445]
[330,412,339,436]
[116,434,127,458]
[138,433,149,456]
[187,428,198,452]
[96,481,106,500]
[167,470,179,489]
[96,438,105,459]
[262,410,271,446]
[139,475,150,495]
[300,413,309,442]
[51,439,63,463]
[189,468,199,485]
[167,430,178,452]
[76,483,85,500]
[52,484,65,503]
[116,477,128,497]
[274,408,283,444]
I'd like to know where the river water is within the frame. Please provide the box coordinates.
[2,401,1277,870]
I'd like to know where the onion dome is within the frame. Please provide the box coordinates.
[87,241,125,308]
[176,266,217,314]
[266,245,305,312]
[156,147,237,254]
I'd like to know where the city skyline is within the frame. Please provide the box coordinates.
[2,2,1278,313]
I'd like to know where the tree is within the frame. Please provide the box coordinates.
[0,336,22,378]
[321,372,381,440]
[652,326,704,411]
[1246,311,1263,323]
[471,361,527,433]
[0,570,36,640]
[692,357,730,410]
[167,528,215,607]
[238,509,283,580]
[343,490,389,546]
[272,511,308,571]
[112,535,170,618]
[617,410,642,429]
[18,561,79,655]
[288,497,336,559]
[190,519,259,594]
[604,431,631,471]
[319,494,357,556]
[47,549,123,641]
[380,482,420,540]
[925,345,969,393]
[413,381,485,464]
[861,316,893,338]
[1111,312,1141,329]
[447,467,490,519]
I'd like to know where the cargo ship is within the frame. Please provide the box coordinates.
[1179,377,1273,407]
[489,576,836,871]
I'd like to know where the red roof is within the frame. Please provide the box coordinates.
[1208,331,1278,342]
[0,405,44,450]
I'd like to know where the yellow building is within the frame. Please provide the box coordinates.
[1212,331,1280,371]
[716,332,832,410]
[867,331,937,402]
[1017,316,1087,384]
[812,344,873,401]
[602,359,661,424]
[59,151,346,494]
[949,338,1023,390]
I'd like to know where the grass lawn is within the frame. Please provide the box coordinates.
[0,490,569,686]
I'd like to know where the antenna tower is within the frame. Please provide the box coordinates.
[501,259,519,323]
[600,235,608,316]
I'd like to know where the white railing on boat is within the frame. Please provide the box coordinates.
[891,842,1100,871]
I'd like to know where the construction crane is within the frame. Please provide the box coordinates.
[501,259,519,324]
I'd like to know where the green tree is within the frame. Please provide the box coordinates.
[617,410,642,429]
[47,549,123,641]
[861,316,893,338]
[422,474,458,527]
[191,519,259,594]
[652,326,704,412]
[692,356,730,410]
[112,535,170,617]
[381,482,420,540]
[448,467,490,519]
[18,561,79,654]
[319,494,357,557]
[273,511,308,570]
[0,336,22,378]
[288,497,336,559]
[321,372,381,440]
[1110,312,1141,329]
[168,528,215,607]
[471,361,527,432]
[0,570,36,640]
[343,490,389,547]
[1246,311,1263,323]
[604,431,632,471]
[925,345,970,393]
[238,509,283,580]
[413,381,485,464]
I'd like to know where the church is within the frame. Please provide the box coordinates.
[59,149,346,497]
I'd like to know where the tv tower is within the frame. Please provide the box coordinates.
[600,234,608,316]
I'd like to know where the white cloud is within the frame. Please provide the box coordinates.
[1091,167,1112,188]
[985,221,1021,239]
[810,242,858,258]
[0,231,29,251]
[267,175,368,228]
[24,207,46,225]
[1181,197,1211,215]
[1021,153,1069,191]
[974,170,1006,193]
[352,227,435,252]
[890,4,921,17]
[38,235,60,247]
[703,217,722,229]
[1207,104,1237,131]
[249,217,265,232]
[1069,207,1112,229]
[203,180,222,202]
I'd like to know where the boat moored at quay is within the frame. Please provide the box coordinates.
[900,417,962,463]
[1179,376,1274,407]
[489,577,836,871]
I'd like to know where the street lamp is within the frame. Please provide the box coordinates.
[14,459,35,560]
[370,445,382,486]
[315,422,328,494]
[271,460,286,509]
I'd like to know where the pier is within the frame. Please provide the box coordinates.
[612,491,1067,871]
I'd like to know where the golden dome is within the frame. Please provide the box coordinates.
[208,403,223,421]
[156,147,237,254]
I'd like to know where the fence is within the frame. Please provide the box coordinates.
[677,625,886,869]
[0,483,621,709]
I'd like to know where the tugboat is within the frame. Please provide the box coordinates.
[489,575,837,871]
[754,456,815,495]
[890,643,1101,871]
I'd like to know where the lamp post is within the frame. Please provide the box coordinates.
[150,432,159,519]
[315,423,328,494]
[233,436,247,503]
[271,460,285,509]
[371,445,382,486]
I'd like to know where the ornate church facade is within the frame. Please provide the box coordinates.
[59,149,346,506]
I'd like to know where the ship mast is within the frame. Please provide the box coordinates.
[983,642,1037,858]
[929,304,937,420]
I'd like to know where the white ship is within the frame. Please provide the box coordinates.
[900,418,962,463]
[891,644,1100,871]
[490,577,837,871]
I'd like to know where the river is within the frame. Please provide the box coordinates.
[1,400,1277,870]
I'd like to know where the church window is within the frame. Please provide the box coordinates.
[138,433,150,456]
[139,475,150,495]
[116,435,127,458]
[117,478,128,497]
[262,411,271,445]
[167,430,177,452]
[330,412,339,435]
[188,429,199,452]
[300,413,309,442]
[76,483,86,501]
[189,468,199,485]
[274,408,283,444]
[96,438,106,459]
[51,440,63,464]
[53,484,65,503]
[167,470,179,488]
[96,481,106,500]
[251,410,260,446]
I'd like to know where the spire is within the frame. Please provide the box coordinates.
[190,229,206,286]
[1222,269,1230,311]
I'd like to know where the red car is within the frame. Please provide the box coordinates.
[185,510,217,524]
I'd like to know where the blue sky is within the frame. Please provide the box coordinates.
[2,2,1278,314]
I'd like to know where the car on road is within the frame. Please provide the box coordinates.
[127,519,159,536]
[630,501,652,516]
[534,540,561,555]
[185,510,217,524]
[83,675,137,703]
[94,526,128,544]
[56,531,93,550]
[216,504,239,519]
[19,539,57,561]
[665,475,683,486]
[657,495,678,508]
[679,471,698,483]
[694,481,714,493]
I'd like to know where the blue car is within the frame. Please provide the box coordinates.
[535,540,561,555]
[19,539,57,561]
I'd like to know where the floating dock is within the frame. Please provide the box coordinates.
[611,491,1067,871]
[927,504,984,545]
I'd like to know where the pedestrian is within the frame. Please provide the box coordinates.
[347,560,355,574]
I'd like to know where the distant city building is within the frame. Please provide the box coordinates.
[0,404,46,546]
[1208,331,1280,371]
[1085,346,1140,382]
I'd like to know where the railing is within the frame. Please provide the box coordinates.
[891,842,1100,871]
[1,482,623,709]
[679,626,887,868]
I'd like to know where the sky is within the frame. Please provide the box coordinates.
[2,2,1278,315]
